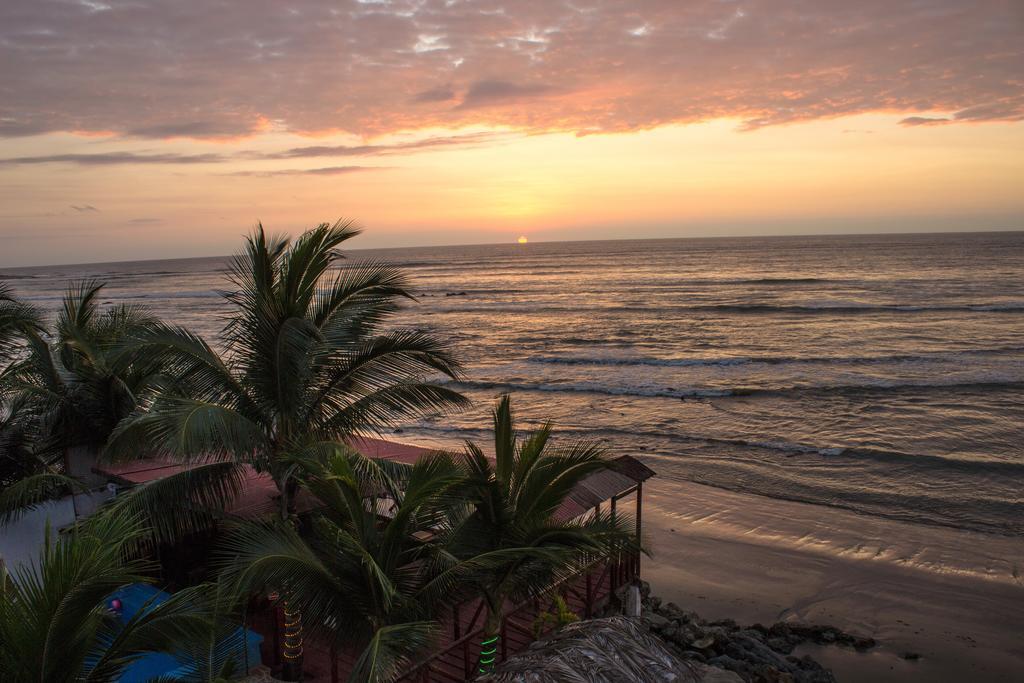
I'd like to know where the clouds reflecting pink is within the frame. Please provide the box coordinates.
[1,0,1021,139]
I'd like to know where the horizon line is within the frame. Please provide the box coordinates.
[2,227,1022,271]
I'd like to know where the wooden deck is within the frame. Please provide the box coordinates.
[252,552,640,682]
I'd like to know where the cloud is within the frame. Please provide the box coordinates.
[413,85,456,103]
[458,80,557,108]
[899,116,950,127]
[0,1,1021,138]
[0,152,227,166]
[128,217,163,224]
[0,132,505,167]
[226,165,387,177]
[71,204,99,212]
[265,132,508,159]
[124,121,245,139]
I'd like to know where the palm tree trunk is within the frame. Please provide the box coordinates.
[63,444,98,519]
[280,599,304,681]
[477,609,503,675]
[285,477,300,517]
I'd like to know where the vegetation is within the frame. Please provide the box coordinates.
[0,514,217,682]
[0,222,642,682]
[107,221,468,518]
[440,395,640,673]
[0,281,244,533]
[531,595,579,639]
[219,447,462,682]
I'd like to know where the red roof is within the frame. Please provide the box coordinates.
[93,437,649,520]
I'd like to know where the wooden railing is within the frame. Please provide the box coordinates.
[399,550,640,682]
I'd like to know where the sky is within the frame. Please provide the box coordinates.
[1,0,1023,266]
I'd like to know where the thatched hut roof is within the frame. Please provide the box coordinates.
[477,617,741,683]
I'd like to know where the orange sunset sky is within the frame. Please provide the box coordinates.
[1,0,1022,266]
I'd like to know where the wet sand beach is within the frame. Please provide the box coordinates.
[642,477,1024,682]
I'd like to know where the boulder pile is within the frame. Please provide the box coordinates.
[600,582,877,683]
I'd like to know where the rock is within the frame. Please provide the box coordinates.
[644,611,671,630]
[767,637,795,654]
[693,636,716,650]
[708,654,753,678]
[662,601,685,619]
[783,622,875,651]
[902,652,921,661]
[737,629,766,643]
[693,664,744,683]
[727,634,796,672]
[710,618,740,630]
[852,636,876,651]
[623,594,853,683]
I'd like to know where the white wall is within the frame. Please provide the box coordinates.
[0,489,114,574]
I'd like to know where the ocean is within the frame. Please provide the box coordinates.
[4,231,1023,537]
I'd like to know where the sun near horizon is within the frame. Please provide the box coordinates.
[517,236,528,244]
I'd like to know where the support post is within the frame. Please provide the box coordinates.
[271,603,281,668]
[635,482,643,578]
[501,617,508,660]
[585,571,593,618]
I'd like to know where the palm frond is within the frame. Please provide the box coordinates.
[347,621,436,683]
[0,282,43,365]
[100,461,247,544]
[0,472,83,526]
[104,397,266,464]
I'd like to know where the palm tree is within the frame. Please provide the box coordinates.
[2,281,245,537]
[0,512,216,682]
[0,281,42,369]
[440,395,642,674]
[13,280,177,476]
[107,221,467,518]
[218,446,463,682]
[1,280,217,527]
[0,283,81,525]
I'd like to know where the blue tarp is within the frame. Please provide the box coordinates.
[106,583,262,682]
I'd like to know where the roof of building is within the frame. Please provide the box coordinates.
[93,437,652,520]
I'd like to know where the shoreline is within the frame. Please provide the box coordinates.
[380,432,1023,680]
[641,478,1024,681]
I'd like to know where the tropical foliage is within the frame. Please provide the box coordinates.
[218,446,463,682]
[13,280,176,455]
[0,223,643,683]
[107,221,468,517]
[0,280,238,530]
[440,395,641,672]
[0,513,216,682]
[0,282,42,368]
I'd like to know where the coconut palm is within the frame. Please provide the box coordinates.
[218,446,463,682]
[0,281,42,369]
[440,395,642,674]
[0,512,215,682]
[107,221,467,518]
[0,284,80,525]
[12,280,177,467]
[2,281,245,536]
